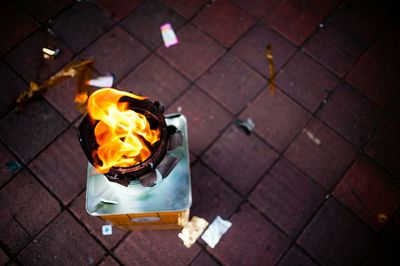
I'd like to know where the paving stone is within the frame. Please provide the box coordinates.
[304,24,365,77]
[307,0,343,17]
[231,23,296,79]
[382,210,400,246]
[121,0,184,50]
[276,52,338,112]
[241,89,311,151]
[333,156,400,231]
[4,29,74,83]
[285,118,356,190]
[0,249,9,265]
[29,127,87,205]
[95,0,143,21]
[233,0,279,18]
[277,246,318,266]
[0,170,60,252]
[43,75,82,123]
[79,26,149,82]
[250,159,325,237]
[157,23,225,81]
[114,230,201,265]
[162,0,208,18]
[193,0,256,48]
[0,1,39,56]
[18,211,106,265]
[118,54,189,107]
[168,86,232,156]
[191,162,242,222]
[203,125,278,196]
[318,83,384,147]
[98,255,120,266]
[298,198,376,266]
[266,0,323,45]
[209,203,290,265]
[0,143,21,187]
[69,191,129,249]
[346,27,400,109]
[365,116,400,177]
[362,239,400,266]
[52,2,113,52]
[197,53,267,114]
[0,98,68,163]
[190,251,219,266]
[18,0,72,22]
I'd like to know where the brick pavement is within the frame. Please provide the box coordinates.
[0,0,399,265]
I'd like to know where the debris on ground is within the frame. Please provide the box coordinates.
[303,128,322,146]
[178,216,209,248]
[86,74,114,88]
[6,161,22,172]
[235,118,255,135]
[265,43,276,95]
[161,23,179,48]
[102,225,113,236]
[201,216,232,248]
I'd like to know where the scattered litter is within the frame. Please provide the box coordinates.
[178,216,209,248]
[42,47,60,59]
[265,43,276,95]
[303,128,322,146]
[177,106,182,112]
[235,118,255,135]
[201,216,232,248]
[319,23,325,28]
[86,74,114,88]
[6,161,22,172]
[325,194,330,199]
[102,225,113,235]
[377,213,389,224]
[160,23,179,48]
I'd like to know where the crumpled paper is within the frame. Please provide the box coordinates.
[178,216,209,248]
[201,216,232,248]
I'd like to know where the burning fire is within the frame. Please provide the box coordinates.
[87,88,160,173]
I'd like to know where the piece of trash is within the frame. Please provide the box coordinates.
[201,216,232,248]
[177,106,182,112]
[303,128,322,146]
[377,213,389,224]
[235,118,255,135]
[102,225,112,235]
[160,23,179,48]
[319,23,325,28]
[42,47,60,59]
[6,161,22,172]
[178,216,209,248]
[86,75,114,88]
[265,43,276,95]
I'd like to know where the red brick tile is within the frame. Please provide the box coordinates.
[191,251,219,266]
[318,84,384,147]
[98,255,120,266]
[276,52,338,112]
[231,23,296,79]
[197,53,267,114]
[28,127,87,204]
[18,0,72,22]
[304,24,365,77]
[298,198,376,266]
[209,203,290,265]
[0,143,21,187]
[193,0,256,47]
[114,230,201,265]
[118,54,189,107]
[346,27,400,109]
[191,162,242,222]
[0,99,69,163]
[52,2,113,52]
[333,156,400,231]
[233,0,279,18]
[157,24,225,80]
[203,125,278,196]
[285,118,356,190]
[250,159,325,237]
[0,1,39,56]
[69,191,129,249]
[157,23,225,81]
[363,239,400,266]
[365,116,400,177]
[0,207,30,253]
[277,246,318,266]
[43,75,82,123]
[96,0,143,21]
[121,0,184,50]
[4,29,74,83]
[18,211,106,265]
[266,0,323,46]
[80,26,150,81]
[241,89,311,151]
[162,0,208,18]
[0,249,9,265]
[168,86,232,156]
[0,170,60,243]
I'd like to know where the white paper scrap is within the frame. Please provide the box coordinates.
[178,216,209,248]
[201,216,232,248]
[160,23,179,48]
[102,225,112,235]
[87,75,114,88]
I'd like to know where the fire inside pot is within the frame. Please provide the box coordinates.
[78,88,181,187]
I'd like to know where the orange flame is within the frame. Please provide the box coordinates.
[87,88,160,173]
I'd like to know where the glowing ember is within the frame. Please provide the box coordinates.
[87,88,161,173]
